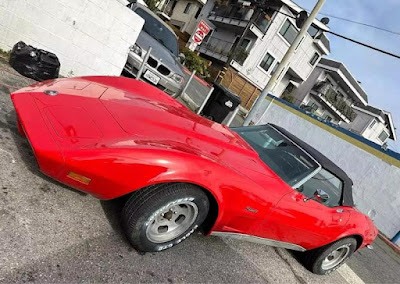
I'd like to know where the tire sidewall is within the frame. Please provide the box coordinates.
[135,189,209,252]
[312,238,357,275]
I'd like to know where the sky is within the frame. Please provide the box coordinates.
[294,0,400,152]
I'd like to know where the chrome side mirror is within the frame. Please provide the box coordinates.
[304,189,329,203]
[314,189,329,203]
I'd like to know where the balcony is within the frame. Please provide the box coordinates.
[208,3,254,28]
[311,82,357,123]
[196,37,235,62]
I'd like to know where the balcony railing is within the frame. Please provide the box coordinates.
[197,37,235,62]
[313,82,357,122]
[208,3,254,27]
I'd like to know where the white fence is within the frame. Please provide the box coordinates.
[0,0,144,76]
[257,96,400,243]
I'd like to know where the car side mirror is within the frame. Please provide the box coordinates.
[178,53,185,64]
[304,189,329,203]
[314,189,329,203]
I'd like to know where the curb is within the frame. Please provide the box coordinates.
[182,67,211,88]
[378,232,400,254]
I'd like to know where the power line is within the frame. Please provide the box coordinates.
[305,9,400,37]
[325,30,400,60]
[269,8,400,60]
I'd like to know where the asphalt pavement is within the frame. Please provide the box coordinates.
[1,59,399,283]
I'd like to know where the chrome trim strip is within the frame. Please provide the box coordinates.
[211,232,306,252]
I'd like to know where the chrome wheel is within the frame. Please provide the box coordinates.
[321,244,351,270]
[146,200,199,243]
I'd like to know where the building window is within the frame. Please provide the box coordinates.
[240,38,251,50]
[309,52,319,66]
[184,3,193,14]
[271,62,280,76]
[378,130,389,142]
[259,53,275,72]
[308,25,319,37]
[323,113,333,122]
[368,119,377,129]
[255,11,272,33]
[194,7,201,19]
[279,19,298,44]
[203,29,213,43]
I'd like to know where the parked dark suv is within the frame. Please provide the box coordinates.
[124,3,186,96]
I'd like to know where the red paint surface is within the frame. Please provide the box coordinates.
[11,76,377,251]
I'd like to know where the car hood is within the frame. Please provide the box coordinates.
[12,76,279,189]
[135,31,184,76]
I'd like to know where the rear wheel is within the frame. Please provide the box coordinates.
[302,237,357,275]
[122,183,209,252]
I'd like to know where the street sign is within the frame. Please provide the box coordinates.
[193,29,205,43]
[189,20,211,50]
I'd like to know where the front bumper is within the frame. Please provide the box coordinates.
[124,53,182,96]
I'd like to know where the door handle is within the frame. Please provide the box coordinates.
[336,209,344,213]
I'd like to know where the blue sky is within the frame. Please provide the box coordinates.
[295,0,400,151]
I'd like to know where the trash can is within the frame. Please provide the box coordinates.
[201,83,241,123]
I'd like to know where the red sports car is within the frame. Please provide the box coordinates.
[11,76,377,275]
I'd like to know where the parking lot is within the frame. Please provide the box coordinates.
[0,58,399,283]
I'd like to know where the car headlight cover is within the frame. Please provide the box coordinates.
[171,73,184,85]
[129,44,142,57]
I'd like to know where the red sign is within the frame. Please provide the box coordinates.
[198,20,210,35]
[191,20,210,46]
[193,29,205,43]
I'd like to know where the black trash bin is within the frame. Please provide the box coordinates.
[201,83,241,123]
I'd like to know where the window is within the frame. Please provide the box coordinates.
[279,19,298,44]
[368,119,376,129]
[259,53,275,72]
[239,38,251,50]
[307,100,319,112]
[378,130,389,142]
[183,3,192,14]
[203,29,213,43]
[234,125,320,187]
[308,25,319,37]
[194,7,201,19]
[309,52,319,66]
[298,168,343,207]
[255,12,272,33]
[323,114,333,122]
[271,62,280,76]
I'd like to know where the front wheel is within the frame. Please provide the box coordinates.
[122,183,209,252]
[302,237,357,275]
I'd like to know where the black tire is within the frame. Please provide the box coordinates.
[122,183,209,252]
[302,237,357,275]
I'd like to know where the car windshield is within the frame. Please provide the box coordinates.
[234,125,320,187]
[135,8,179,56]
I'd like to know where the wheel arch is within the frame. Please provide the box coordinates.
[347,234,364,251]
[120,181,221,235]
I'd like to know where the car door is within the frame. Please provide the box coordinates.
[259,168,351,250]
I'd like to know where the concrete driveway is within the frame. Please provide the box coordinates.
[1,59,399,283]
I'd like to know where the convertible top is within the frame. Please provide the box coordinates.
[269,124,354,207]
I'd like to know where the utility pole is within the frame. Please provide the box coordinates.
[243,0,327,126]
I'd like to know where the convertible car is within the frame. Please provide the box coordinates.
[11,76,377,275]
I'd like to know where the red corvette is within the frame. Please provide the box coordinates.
[11,76,377,275]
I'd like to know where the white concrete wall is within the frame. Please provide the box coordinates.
[236,5,324,90]
[0,0,144,76]
[257,98,400,242]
